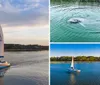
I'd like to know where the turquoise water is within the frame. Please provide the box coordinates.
[50,62,100,85]
[50,3,100,42]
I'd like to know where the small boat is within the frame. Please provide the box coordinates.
[67,57,81,73]
[68,18,86,27]
[0,25,10,69]
[68,18,81,24]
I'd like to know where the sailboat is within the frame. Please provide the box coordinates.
[67,57,81,73]
[0,25,10,69]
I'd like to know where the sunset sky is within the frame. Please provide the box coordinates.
[0,0,49,45]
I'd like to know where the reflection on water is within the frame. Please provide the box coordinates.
[69,73,80,85]
[0,78,4,85]
[0,68,9,77]
[2,51,48,85]
[50,62,100,85]
[70,73,76,85]
[0,67,9,85]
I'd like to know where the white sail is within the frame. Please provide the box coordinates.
[0,25,4,58]
[71,56,74,69]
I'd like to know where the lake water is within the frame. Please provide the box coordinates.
[0,51,49,85]
[50,2,100,42]
[50,62,100,85]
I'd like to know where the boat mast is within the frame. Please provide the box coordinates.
[71,56,74,69]
[0,25,4,58]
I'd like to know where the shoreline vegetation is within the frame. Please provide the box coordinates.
[51,0,100,3]
[4,44,49,51]
[51,0,100,6]
[51,56,100,61]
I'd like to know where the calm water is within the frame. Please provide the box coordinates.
[51,62,100,85]
[50,2,100,42]
[0,51,48,85]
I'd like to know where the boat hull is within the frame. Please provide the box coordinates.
[67,68,81,73]
[0,65,10,69]
[0,61,10,70]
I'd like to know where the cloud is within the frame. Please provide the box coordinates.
[4,26,49,45]
[0,0,49,27]
[0,0,49,45]
[0,0,47,12]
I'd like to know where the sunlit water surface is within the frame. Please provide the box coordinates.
[0,51,48,85]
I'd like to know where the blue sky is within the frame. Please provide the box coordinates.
[50,44,100,56]
[0,0,49,45]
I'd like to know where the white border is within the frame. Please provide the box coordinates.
[50,42,100,44]
[49,0,50,85]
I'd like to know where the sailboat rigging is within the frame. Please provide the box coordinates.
[67,56,81,73]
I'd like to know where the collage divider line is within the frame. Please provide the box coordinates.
[50,42,100,44]
[49,0,50,85]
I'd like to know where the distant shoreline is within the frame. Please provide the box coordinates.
[5,49,48,52]
[51,56,100,61]
[50,61,100,64]
[4,44,49,51]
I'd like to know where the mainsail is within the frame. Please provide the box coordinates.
[71,56,74,69]
[0,26,4,58]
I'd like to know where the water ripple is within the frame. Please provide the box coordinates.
[51,5,100,42]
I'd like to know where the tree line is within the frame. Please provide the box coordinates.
[50,56,100,61]
[4,44,48,51]
[51,0,100,2]
[51,0,100,5]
